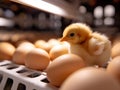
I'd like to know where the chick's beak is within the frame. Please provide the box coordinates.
[60,37,68,42]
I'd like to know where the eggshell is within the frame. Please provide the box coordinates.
[107,56,120,83]
[34,40,51,52]
[47,38,60,52]
[34,40,46,48]
[46,54,86,86]
[15,40,30,47]
[49,44,69,60]
[18,41,34,47]
[25,48,50,70]
[112,42,120,58]
[0,42,16,60]
[60,67,120,90]
[12,42,35,64]
[47,38,60,47]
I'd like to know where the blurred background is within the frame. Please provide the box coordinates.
[0,0,120,44]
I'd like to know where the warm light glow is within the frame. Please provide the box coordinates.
[26,0,66,15]
[104,17,114,25]
[104,5,115,17]
[10,0,80,20]
[94,6,103,19]
[79,6,87,14]
[0,17,14,27]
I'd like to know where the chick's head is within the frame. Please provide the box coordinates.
[60,23,92,44]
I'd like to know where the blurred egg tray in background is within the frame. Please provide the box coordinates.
[0,30,59,46]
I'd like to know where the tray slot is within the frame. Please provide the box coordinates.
[0,74,3,84]
[17,83,26,90]
[41,78,49,83]
[3,78,13,90]
[27,72,41,78]
[7,65,19,70]
[16,69,30,73]
[0,63,12,67]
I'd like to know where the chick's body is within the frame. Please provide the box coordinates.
[61,23,111,66]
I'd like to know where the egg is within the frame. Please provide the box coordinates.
[47,38,60,51]
[25,48,50,70]
[46,54,86,86]
[18,41,34,47]
[15,40,30,47]
[49,44,69,60]
[47,38,60,47]
[60,67,120,90]
[112,42,120,58]
[34,40,46,48]
[12,42,35,64]
[107,56,120,83]
[34,40,51,52]
[0,42,16,60]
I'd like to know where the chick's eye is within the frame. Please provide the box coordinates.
[69,33,75,37]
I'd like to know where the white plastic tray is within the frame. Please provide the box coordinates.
[0,60,58,90]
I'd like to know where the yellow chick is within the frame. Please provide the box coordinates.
[60,23,92,44]
[60,23,111,67]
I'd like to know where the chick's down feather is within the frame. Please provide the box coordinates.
[61,23,111,66]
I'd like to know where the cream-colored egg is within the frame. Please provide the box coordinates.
[49,44,69,60]
[47,38,60,47]
[15,40,31,47]
[47,38,60,52]
[34,40,46,48]
[12,42,35,64]
[107,56,120,83]
[34,40,51,52]
[60,67,120,90]
[0,42,16,60]
[18,41,34,47]
[46,54,86,86]
[112,42,120,58]
[25,48,50,70]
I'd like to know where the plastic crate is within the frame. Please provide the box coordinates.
[0,60,58,90]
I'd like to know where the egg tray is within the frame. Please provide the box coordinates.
[0,60,58,90]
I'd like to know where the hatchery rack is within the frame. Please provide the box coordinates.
[0,60,58,90]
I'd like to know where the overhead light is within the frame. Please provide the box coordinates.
[10,0,81,20]
[0,17,14,27]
